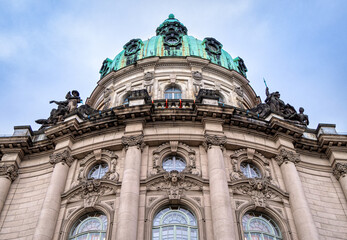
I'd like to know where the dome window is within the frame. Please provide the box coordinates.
[88,162,109,179]
[203,37,223,55]
[123,39,143,56]
[163,156,186,172]
[240,162,262,178]
[164,86,182,99]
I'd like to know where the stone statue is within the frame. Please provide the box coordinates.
[265,87,285,113]
[290,107,309,126]
[36,90,97,127]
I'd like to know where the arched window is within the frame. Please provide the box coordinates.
[152,206,198,240]
[240,162,262,178]
[88,162,109,179]
[162,156,186,172]
[242,212,282,240]
[164,86,182,99]
[69,212,107,240]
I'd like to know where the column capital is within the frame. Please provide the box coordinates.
[121,134,144,150]
[332,162,347,180]
[275,148,301,166]
[203,134,226,151]
[0,163,18,182]
[49,149,74,167]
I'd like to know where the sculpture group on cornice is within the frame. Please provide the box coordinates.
[250,86,309,126]
[35,90,98,128]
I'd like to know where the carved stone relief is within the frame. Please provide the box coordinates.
[203,134,226,151]
[333,162,347,180]
[148,171,202,204]
[122,134,145,150]
[49,150,74,167]
[275,149,301,166]
[144,72,154,94]
[0,163,18,182]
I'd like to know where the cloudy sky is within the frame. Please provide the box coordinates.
[1,0,346,134]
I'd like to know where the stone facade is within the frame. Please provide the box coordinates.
[1,15,347,240]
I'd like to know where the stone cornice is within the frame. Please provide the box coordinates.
[275,149,301,166]
[49,150,74,167]
[332,163,347,180]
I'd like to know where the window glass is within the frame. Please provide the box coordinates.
[240,162,262,178]
[164,87,182,99]
[88,163,109,179]
[152,206,198,240]
[242,212,282,240]
[69,212,107,240]
[123,96,129,105]
[163,156,186,172]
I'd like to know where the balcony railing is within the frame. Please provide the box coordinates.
[152,99,195,110]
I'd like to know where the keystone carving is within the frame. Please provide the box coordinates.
[275,149,300,166]
[148,171,202,204]
[49,150,74,167]
[333,163,347,180]
[122,134,145,150]
[203,134,226,151]
[192,71,202,81]
[232,178,274,207]
[0,163,18,182]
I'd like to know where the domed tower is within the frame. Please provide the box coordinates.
[1,14,347,240]
[88,14,258,111]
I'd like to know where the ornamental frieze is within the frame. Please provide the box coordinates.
[203,134,226,151]
[275,149,301,166]
[333,163,347,180]
[63,179,116,208]
[0,163,18,182]
[49,150,74,167]
[231,178,287,208]
[147,171,202,203]
[122,134,144,150]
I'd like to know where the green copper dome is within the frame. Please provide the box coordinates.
[99,14,247,79]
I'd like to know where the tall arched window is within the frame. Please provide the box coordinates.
[69,212,107,240]
[152,206,198,240]
[164,86,182,99]
[242,212,282,240]
[240,162,262,178]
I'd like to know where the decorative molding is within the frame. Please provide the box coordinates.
[49,150,74,167]
[122,134,144,150]
[275,149,300,166]
[232,178,286,207]
[0,163,18,182]
[333,163,347,180]
[203,134,226,151]
[147,171,202,204]
[65,179,116,208]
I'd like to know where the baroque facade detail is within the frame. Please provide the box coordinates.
[275,148,301,166]
[333,163,347,180]
[0,163,18,182]
[203,134,227,150]
[121,134,145,150]
[49,149,74,167]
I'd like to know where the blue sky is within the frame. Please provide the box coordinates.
[0,0,346,134]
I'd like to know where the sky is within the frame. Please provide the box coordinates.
[0,0,346,134]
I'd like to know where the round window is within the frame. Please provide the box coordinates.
[240,162,262,178]
[88,163,109,179]
[162,156,186,172]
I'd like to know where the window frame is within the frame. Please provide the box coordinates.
[162,155,187,172]
[87,162,109,180]
[164,86,182,99]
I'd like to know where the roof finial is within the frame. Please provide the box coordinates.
[169,13,175,19]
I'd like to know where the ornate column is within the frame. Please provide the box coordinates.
[116,134,144,240]
[204,134,235,240]
[333,163,347,200]
[275,149,319,240]
[0,163,18,213]
[33,150,74,240]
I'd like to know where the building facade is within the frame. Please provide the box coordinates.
[1,14,347,240]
